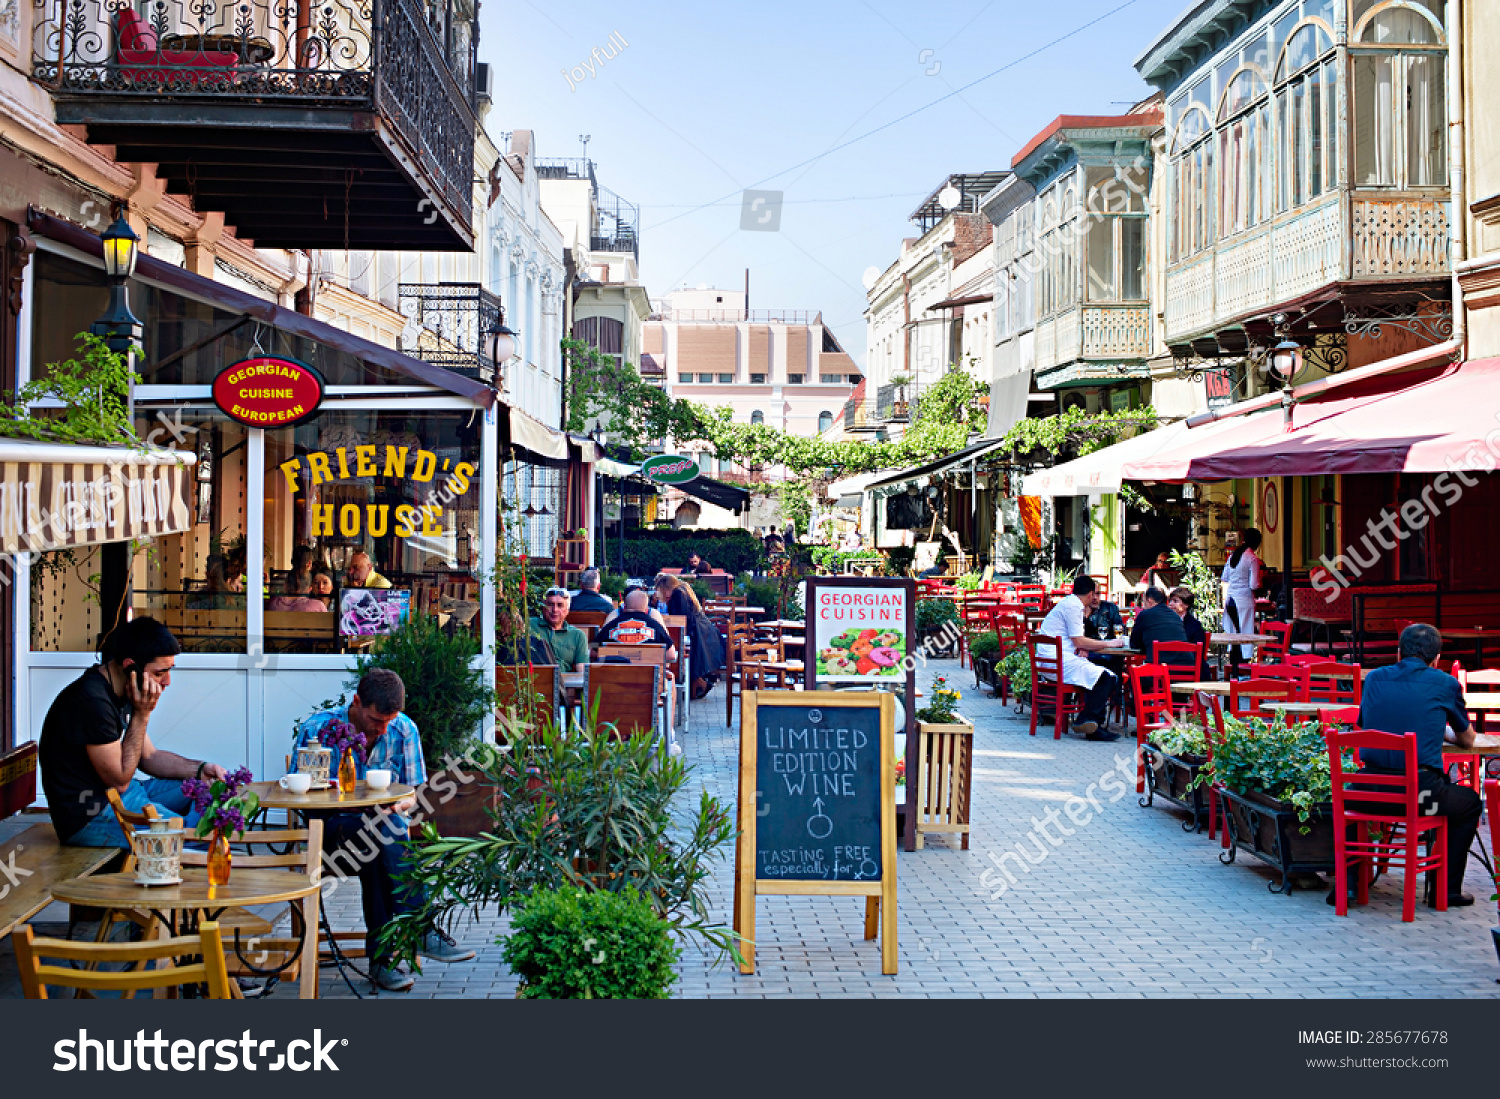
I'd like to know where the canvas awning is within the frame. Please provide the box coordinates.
[1020,418,1195,496]
[674,476,750,515]
[508,409,569,464]
[0,438,195,554]
[1120,358,1480,482]
[866,437,1004,490]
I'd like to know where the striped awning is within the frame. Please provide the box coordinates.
[0,439,195,555]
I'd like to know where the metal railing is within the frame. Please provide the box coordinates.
[397,282,504,383]
[33,0,476,227]
[658,307,819,324]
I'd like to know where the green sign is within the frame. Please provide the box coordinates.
[641,454,700,484]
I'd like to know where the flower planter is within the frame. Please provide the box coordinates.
[913,717,973,850]
[1216,786,1335,894]
[1140,746,1213,834]
[422,774,502,838]
[971,654,997,690]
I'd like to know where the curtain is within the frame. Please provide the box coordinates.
[1406,54,1442,187]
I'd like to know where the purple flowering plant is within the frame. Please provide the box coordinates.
[322,718,368,770]
[181,765,259,838]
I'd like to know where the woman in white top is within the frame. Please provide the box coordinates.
[1220,528,1263,661]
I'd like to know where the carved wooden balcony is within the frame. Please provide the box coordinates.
[33,0,477,250]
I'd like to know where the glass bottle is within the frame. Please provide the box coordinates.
[207,830,232,886]
[338,748,358,795]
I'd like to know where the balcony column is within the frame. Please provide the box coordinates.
[185,212,225,279]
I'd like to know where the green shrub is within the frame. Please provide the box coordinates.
[615,529,765,576]
[884,547,915,577]
[597,569,628,602]
[737,577,803,621]
[351,613,491,763]
[968,631,1000,658]
[1191,715,1352,824]
[502,886,680,999]
[997,648,1031,695]
[916,598,959,629]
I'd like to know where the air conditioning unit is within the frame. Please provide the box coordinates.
[475,63,493,106]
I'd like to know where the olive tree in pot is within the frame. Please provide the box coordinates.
[351,613,495,837]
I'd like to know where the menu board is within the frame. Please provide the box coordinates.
[735,690,897,976]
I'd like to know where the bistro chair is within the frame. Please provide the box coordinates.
[1254,620,1292,664]
[1028,634,1086,740]
[1446,664,1493,790]
[1246,663,1311,700]
[721,621,758,727]
[1129,664,1174,795]
[1227,678,1301,720]
[585,663,662,740]
[566,610,608,629]
[1486,781,1500,921]
[1326,728,1448,923]
[958,595,998,669]
[1151,640,1206,713]
[992,614,1028,705]
[495,663,560,733]
[14,921,233,1000]
[1303,661,1361,707]
[1318,706,1362,728]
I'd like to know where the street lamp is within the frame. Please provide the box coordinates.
[487,318,519,380]
[90,211,143,356]
[1268,337,1302,382]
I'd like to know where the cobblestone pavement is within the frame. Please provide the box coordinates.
[6,658,1499,999]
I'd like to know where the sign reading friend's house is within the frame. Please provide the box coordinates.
[735,690,896,975]
[276,446,476,540]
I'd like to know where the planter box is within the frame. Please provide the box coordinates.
[1140,746,1212,834]
[420,774,501,838]
[971,654,998,690]
[913,717,973,850]
[1217,786,1335,894]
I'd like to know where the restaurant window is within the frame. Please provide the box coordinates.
[1352,4,1447,189]
[501,458,563,560]
[1301,474,1339,564]
[1084,166,1147,302]
[264,410,481,653]
[1395,473,1431,581]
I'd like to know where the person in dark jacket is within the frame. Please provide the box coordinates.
[1131,588,1192,666]
[569,569,615,614]
[497,610,552,666]
[681,552,713,576]
[1168,587,1209,676]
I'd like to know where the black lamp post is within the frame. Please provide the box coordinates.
[90,211,143,356]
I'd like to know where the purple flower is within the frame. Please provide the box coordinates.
[224,766,254,795]
[180,777,213,813]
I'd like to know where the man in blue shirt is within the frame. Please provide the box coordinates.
[1356,623,1480,907]
[293,668,476,990]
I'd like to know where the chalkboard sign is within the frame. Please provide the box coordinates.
[754,700,883,882]
[735,690,897,976]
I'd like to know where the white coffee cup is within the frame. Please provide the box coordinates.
[365,768,393,791]
[279,773,313,794]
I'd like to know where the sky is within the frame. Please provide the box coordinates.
[479,0,1192,367]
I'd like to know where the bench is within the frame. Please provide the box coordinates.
[0,814,122,939]
[1348,586,1500,665]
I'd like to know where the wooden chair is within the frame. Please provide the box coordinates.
[1256,620,1292,663]
[1487,781,1500,921]
[567,610,608,629]
[722,621,757,727]
[1248,663,1311,700]
[1028,634,1087,740]
[1447,664,1494,790]
[1130,664,1174,795]
[14,921,233,999]
[495,663,560,732]
[1326,728,1447,922]
[735,638,786,691]
[552,536,589,590]
[585,663,662,739]
[1304,661,1361,707]
[1151,640,1206,713]
[992,613,1028,705]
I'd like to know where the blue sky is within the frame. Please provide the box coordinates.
[480,0,1191,366]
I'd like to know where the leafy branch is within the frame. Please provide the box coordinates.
[0,334,138,447]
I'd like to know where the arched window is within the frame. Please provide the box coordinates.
[818,411,833,433]
[1168,104,1214,262]
[1352,2,1448,188]
[750,410,764,425]
[1273,21,1338,212]
[1216,65,1272,237]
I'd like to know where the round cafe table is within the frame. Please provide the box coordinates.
[1169,681,1230,697]
[1259,700,1334,716]
[50,868,321,999]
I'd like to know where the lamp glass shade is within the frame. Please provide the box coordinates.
[100,215,140,279]
[490,326,518,365]
[1269,339,1301,380]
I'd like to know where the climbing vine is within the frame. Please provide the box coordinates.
[0,334,138,446]
[997,405,1160,460]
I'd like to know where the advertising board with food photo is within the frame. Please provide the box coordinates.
[811,584,910,684]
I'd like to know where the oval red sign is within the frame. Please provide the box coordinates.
[212,356,324,428]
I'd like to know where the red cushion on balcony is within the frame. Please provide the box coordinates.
[115,8,240,73]
[117,8,158,51]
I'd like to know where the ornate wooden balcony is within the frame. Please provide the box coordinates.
[1033,303,1151,388]
[33,0,477,250]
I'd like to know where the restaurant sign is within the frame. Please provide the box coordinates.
[641,454,699,485]
[212,356,325,428]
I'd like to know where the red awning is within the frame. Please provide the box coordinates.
[1121,358,1494,482]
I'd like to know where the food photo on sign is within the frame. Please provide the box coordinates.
[812,585,910,682]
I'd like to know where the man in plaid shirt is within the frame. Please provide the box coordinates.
[293,668,474,991]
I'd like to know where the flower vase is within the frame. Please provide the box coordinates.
[338,750,358,795]
[207,830,232,886]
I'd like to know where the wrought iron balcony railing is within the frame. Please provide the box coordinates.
[398,282,504,384]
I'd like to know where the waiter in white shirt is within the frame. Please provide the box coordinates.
[1037,575,1128,741]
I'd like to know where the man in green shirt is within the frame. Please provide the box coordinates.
[529,587,589,671]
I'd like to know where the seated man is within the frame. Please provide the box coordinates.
[1355,623,1481,908]
[681,551,713,576]
[529,587,589,672]
[293,669,476,991]
[1036,576,1126,741]
[597,589,678,666]
[345,550,392,589]
[1129,588,1192,665]
[569,568,615,614]
[40,617,227,846]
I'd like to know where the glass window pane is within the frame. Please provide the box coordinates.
[1086,217,1115,300]
[1354,54,1396,185]
[1406,54,1447,187]
[265,410,481,653]
[1360,7,1441,44]
[1324,59,1339,193]
[1292,78,1307,206]
[1121,219,1145,300]
[1308,72,1323,197]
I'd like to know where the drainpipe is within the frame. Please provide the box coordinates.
[1448,0,1467,359]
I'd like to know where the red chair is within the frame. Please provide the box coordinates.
[1447,664,1492,790]
[1256,620,1292,663]
[992,614,1028,706]
[1029,634,1086,740]
[1248,663,1311,700]
[957,595,998,670]
[1130,664,1174,794]
[1151,640,1206,712]
[1326,728,1448,922]
[1304,662,1361,707]
[1318,706,1362,727]
[115,8,241,88]
[1486,781,1500,921]
[1202,694,1231,842]
[1228,678,1301,719]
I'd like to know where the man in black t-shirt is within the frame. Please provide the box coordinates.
[598,590,679,666]
[40,617,228,846]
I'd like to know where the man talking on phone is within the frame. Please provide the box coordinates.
[39,616,229,847]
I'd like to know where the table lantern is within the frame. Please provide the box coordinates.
[132,818,185,886]
[295,738,333,789]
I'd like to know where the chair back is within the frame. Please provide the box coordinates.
[584,664,661,738]
[496,663,560,727]
[1150,640,1205,682]
[1228,677,1301,719]
[1249,662,1311,698]
[567,610,608,628]
[993,614,1027,658]
[1487,781,1500,918]
[1325,728,1422,822]
[597,642,669,666]
[1029,634,1064,685]
[1318,705,1361,728]
[1256,620,1291,662]
[1131,664,1175,735]
[661,614,689,631]
[180,820,323,879]
[1303,661,1361,706]
[105,788,179,873]
[15,921,232,999]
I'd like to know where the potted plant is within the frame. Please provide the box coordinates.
[910,676,973,850]
[916,597,960,657]
[968,630,1001,689]
[890,373,912,417]
[502,886,680,999]
[1139,719,1213,833]
[1191,715,1348,893]
[996,647,1031,710]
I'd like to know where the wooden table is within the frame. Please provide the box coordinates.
[249,781,414,814]
[759,620,805,631]
[1208,633,1273,647]
[1170,681,1231,696]
[1259,700,1334,716]
[1441,628,1499,666]
[50,868,321,999]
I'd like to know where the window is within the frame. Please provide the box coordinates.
[1083,167,1148,301]
[1168,105,1214,262]
[717,373,734,384]
[678,372,693,383]
[1037,177,1083,316]
[750,410,764,425]
[817,411,834,433]
[1274,23,1338,211]
[697,373,714,383]
[819,373,844,383]
[750,372,766,384]
[787,374,804,384]
[1216,63,1273,236]
[1352,4,1447,189]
